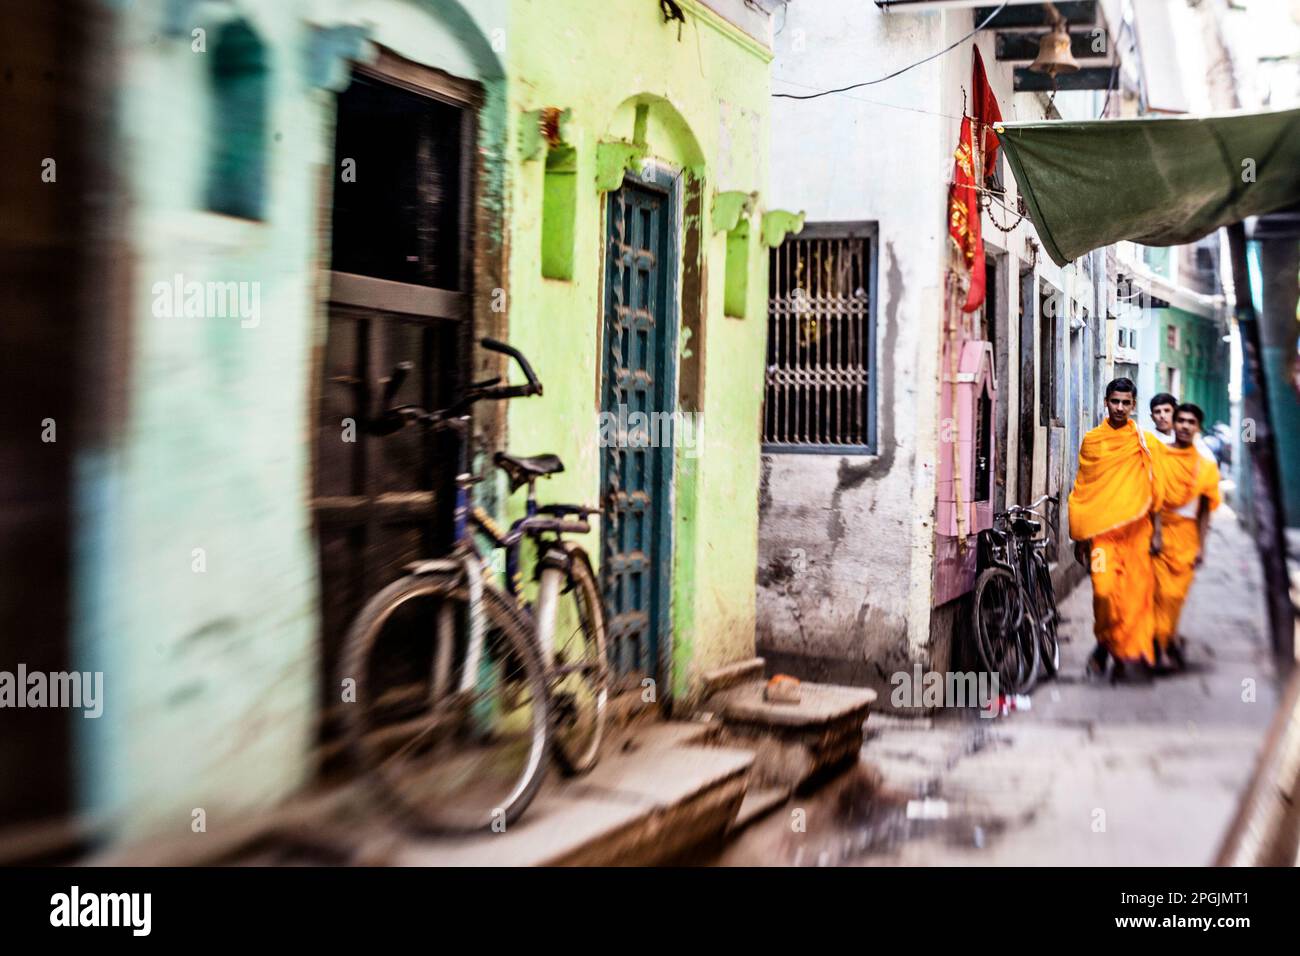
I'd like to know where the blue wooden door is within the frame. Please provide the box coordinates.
[601,177,675,685]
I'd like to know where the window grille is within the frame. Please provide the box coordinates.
[763,225,876,451]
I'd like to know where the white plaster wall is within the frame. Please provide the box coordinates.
[759,1,956,682]
[758,2,1108,685]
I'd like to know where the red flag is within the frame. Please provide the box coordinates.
[948,117,985,313]
[972,46,1002,184]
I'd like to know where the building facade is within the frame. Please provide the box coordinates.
[9,0,782,841]
[755,0,1233,701]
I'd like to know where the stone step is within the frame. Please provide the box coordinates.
[88,721,754,867]
[707,678,877,791]
[730,785,793,833]
[699,656,767,697]
[396,729,755,866]
[710,679,877,729]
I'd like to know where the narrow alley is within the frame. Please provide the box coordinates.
[715,507,1281,866]
[5,0,1300,920]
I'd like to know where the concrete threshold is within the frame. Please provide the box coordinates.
[90,720,756,868]
[396,727,755,866]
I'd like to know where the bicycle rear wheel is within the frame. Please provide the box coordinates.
[339,571,550,834]
[546,543,609,775]
[1032,553,1061,678]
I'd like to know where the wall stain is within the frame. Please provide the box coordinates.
[827,507,847,546]
[758,454,772,516]
[166,681,205,708]
[826,241,904,540]
[179,616,240,649]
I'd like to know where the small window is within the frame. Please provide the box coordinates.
[1166,324,1180,350]
[206,20,269,221]
[763,224,877,451]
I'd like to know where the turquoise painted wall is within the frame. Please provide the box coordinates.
[73,0,512,839]
[1251,240,1300,526]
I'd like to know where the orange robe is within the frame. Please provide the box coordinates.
[1068,420,1159,664]
[1151,442,1221,647]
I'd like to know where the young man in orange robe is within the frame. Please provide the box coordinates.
[1069,378,1162,682]
[1151,403,1221,671]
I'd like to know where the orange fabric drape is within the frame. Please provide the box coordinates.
[1152,443,1222,645]
[1154,441,1222,514]
[1091,517,1156,663]
[1069,419,1159,663]
[1068,420,1157,542]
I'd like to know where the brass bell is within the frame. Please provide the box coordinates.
[1029,20,1080,78]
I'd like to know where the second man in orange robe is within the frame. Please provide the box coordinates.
[1151,403,1221,670]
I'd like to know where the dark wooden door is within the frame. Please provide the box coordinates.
[314,60,478,744]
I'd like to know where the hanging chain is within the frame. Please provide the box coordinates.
[981,190,1027,233]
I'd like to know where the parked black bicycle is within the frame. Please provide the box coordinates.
[973,493,1061,696]
[337,338,608,834]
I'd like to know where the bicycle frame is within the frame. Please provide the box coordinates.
[379,337,593,697]
[402,436,593,681]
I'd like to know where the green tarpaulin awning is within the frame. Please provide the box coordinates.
[995,108,1300,267]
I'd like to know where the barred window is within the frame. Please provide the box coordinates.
[763,223,877,452]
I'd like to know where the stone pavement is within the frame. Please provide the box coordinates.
[713,506,1284,866]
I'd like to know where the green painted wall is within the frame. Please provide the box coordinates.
[501,0,774,700]
[1156,308,1231,429]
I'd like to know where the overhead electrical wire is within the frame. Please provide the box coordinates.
[772,2,1010,101]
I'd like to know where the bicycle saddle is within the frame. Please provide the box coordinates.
[494,451,565,491]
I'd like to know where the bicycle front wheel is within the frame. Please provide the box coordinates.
[546,543,609,775]
[338,572,550,834]
[973,567,1029,696]
[1016,596,1042,695]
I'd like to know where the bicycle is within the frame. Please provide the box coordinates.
[338,338,609,834]
[972,494,1061,695]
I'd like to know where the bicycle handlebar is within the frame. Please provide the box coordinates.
[369,339,544,434]
[479,337,542,399]
[1004,493,1058,517]
[382,362,413,410]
